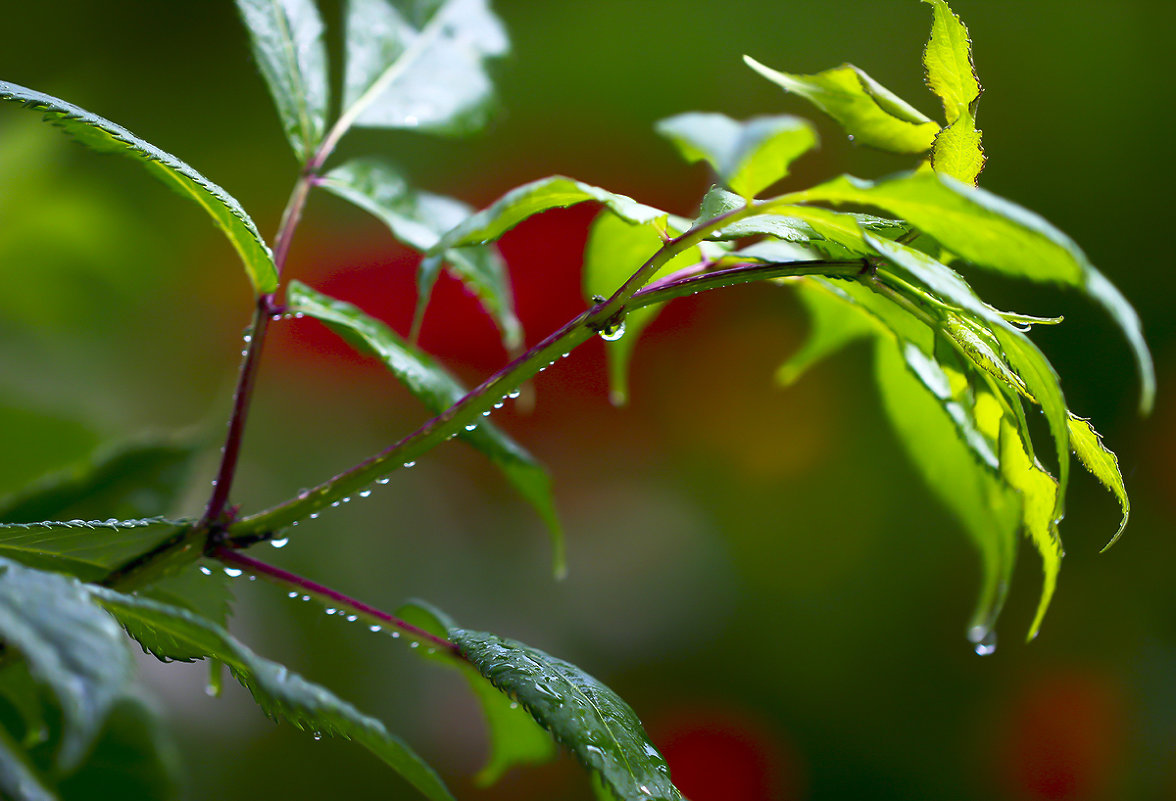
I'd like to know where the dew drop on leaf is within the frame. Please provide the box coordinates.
[358,490,372,498]
[223,567,243,578]
[403,461,415,468]
[270,537,289,549]
[369,625,382,633]
[199,566,213,576]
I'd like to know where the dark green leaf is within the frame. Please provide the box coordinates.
[789,171,1154,409]
[397,602,556,785]
[655,113,817,198]
[340,0,508,137]
[0,722,54,801]
[286,281,564,575]
[583,213,700,406]
[89,588,453,801]
[0,82,276,293]
[430,176,665,252]
[453,629,682,801]
[1067,414,1130,550]
[319,159,520,349]
[0,560,133,771]
[0,520,182,584]
[235,0,330,162]
[744,56,938,153]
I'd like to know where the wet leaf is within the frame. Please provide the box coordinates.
[453,629,683,801]
[744,56,938,153]
[655,113,817,199]
[0,82,276,293]
[235,0,330,161]
[1067,414,1130,550]
[287,282,564,575]
[90,587,453,801]
[340,0,508,137]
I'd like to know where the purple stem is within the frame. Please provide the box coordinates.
[212,546,464,659]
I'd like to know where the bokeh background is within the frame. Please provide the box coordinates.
[2,1,1174,799]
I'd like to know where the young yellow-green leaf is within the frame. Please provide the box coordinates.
[0,560,133,772]
[788,171,1154,410]
[874,342,1019,646]
[583,213,700,406]
[744,56,939,153]
[655,113,818,199]
[286,281,564,574]
[941,315,1027,396]
[431,176,666,252]
[339,0,508,137]
[921,0,981,123]
[1067,414,1130,550]
[696,187,819,244]
[235,0,330,162]
[452,629,683,801]
[0,82,277,293]
[320,159,520,349]
[999,420,1062,640]
[89,587,453,801]
[930,111,985,185]
[397,601,557,785]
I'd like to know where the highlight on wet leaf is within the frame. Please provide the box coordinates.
[338,0,508,139]
[744,56,938,153]
[319,158,520,348]
[921,0,984,183]
[91,586,454,801]
[655,112,818,199]
[453,629,683,801]
[0,82,277,293]
[286,281,564,575]
[235,0,330,162]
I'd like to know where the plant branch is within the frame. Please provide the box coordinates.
[212,547,463,658]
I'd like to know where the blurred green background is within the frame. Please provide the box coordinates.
[2,1,1174,799]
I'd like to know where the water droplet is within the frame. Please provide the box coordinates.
[223,567,243,578]
[271,537,289,549]
[205,684,219,697]
[847,134,856,142]
[391,631,400,639]
[640,785,652,795]
[301,595,312,602]
[369,625,382,633]
[325,608,337,615]
[465,424,478,431]
[199,566,213,576]
[971,628,998,656]
[248,575,257,581]
[508,389,521,399]
[309,513,319,519]
[291,520,299,526]
[409,641,419,649]
[403,461,415,468]
[330,501,341,508]
[377,477,391,484]
[312,731,322,741]
[346,615,358,622]
[482,410,491,416]
[243,334,252,344]
[509,702,519,710]
[599,321,626,341]
[288,591,299,599]
[341,496,351,503]
[493,401,504,409]
[358,490,372,498]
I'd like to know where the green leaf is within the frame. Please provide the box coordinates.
[319,159,520,349]
[235,0,330,162]
[0,440,196,525]
[744,56,938,153]
[452,629,683,801]
[340,0,508,137]
[1066,414,1130,550]
[930,110,984,185]
[999,419,1062,640]
[789,171,1154,409]
[697,187,820,244]
[655,113,817,199]
[0,82,277,293]
[0,520,182,583]
[398,602,557,785]
[286,281,564,575]
[776,280,877,386]
[89,587,453,801]
[921,0,981,124]
[0,560,133,771]
[583,213,701,406]
[430,176,665,252]
[874,343,1019,646]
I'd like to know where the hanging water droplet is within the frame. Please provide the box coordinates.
[341,496,351,503]
[199,566,213,576]
[847,134,856,142]
[493,401,504,409]
[301,595,312,602]
[243,334,252,344]
[271,537,289,549]
[482,410,491,416]
[390,631,400,639]
[288,591,299,599]
[465,424,478,431]
[598,321,626,341]
[223,567,243,578]
[358,490,372,498]
[312,731,323,741]
[409,641,419,649]
[403,461,415,468]
[330,501,341,508]
[309,513,319,519]
[971,629,998,656]
[346,615,358,622]
[508,389,521,399]
[377,477,391,484]
[204,684,219,697]
[325,608,337,615]
[369,625,382,633]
